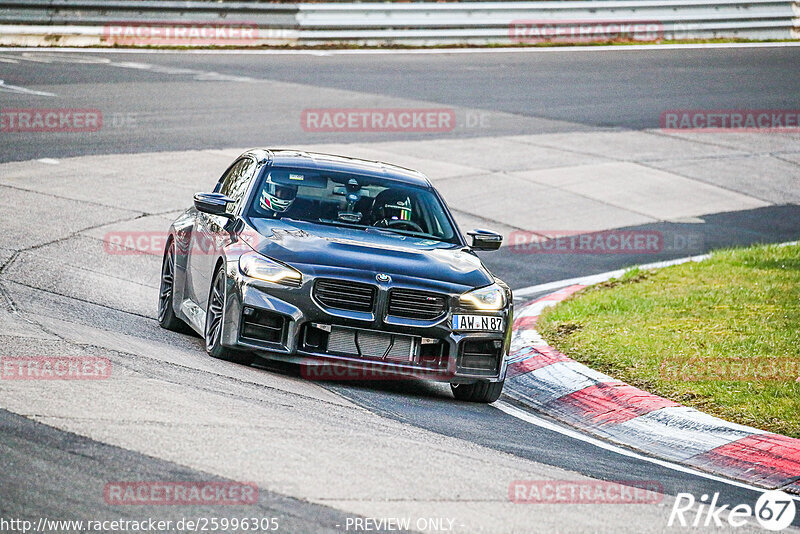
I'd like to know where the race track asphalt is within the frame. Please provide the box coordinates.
[0,46,798,532]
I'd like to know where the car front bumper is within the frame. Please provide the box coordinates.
[219,261,512,383]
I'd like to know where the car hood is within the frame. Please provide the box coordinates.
[245,218,494,289]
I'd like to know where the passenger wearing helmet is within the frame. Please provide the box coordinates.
[259,175,298,213]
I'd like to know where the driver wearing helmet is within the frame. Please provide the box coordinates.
[371,190,413,225]
[259,175,298,213]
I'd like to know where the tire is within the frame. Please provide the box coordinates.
[205,267,254,365]
[158,241,190,333]
[450,379,504,403]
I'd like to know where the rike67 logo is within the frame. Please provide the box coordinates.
[669,491,796,531]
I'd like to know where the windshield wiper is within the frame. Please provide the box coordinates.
[369,226,447,243]
[281,217,448,242]
[309,218,369,230]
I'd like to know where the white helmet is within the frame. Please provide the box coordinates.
[260,175,298,213]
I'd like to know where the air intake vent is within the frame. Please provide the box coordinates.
[240,307,286,345]
[388,289,447,320]
[313,279,375,313]
[327,327,413,362]
[458,339,502,375]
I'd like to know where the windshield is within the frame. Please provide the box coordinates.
[246,167,460,244]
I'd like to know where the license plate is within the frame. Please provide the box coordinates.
[452,314,504,332]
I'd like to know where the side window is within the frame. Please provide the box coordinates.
[216,160,241,195]
[218,158,257,213]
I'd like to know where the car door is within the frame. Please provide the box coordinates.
[187,157,258,311]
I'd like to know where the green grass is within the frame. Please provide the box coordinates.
[537,242,800,437]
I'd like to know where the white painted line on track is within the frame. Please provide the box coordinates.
[513,253,710,298]
[0,79,56,97]
[0,42,799,55]
[494,401,800,498]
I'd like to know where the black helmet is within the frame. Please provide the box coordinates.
[372,190,413,223]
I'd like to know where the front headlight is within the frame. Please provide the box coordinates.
[239,252,302,286]
[459,283,506,311]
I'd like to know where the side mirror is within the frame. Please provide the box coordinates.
[468,229,503,251]
[194,192,235,219]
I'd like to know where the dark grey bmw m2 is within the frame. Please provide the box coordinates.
[158,149,512,403]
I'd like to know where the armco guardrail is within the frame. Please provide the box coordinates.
[0,0,797,47]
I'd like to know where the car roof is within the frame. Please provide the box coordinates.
[245,149,432,188]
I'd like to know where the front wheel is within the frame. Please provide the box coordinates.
[205,267,254,365]
[451,380,504,403]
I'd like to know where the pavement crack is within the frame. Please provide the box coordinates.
[510,169,662,223]
[770,152,800,168]
[3,279,154,320]
[0,282,69,343]
[0,182,142,214]
[29,415,289,428]
[0,250,19,275]
[12,247,160,291]
[504,135,628,163]
[643,128,760,154]
[0,211,150,276]
[634,160,777,205]
[0,295,366,412]
[81,232,162,258]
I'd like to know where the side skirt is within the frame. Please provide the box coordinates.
[179,298,206,336]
